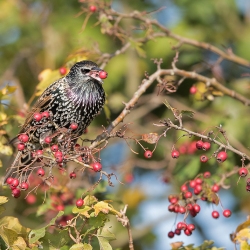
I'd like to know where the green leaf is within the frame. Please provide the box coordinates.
[0,206,5,215]
[97,237,112,250]
[97,227,116,241]
[36,199,53,216]
[69,243,92,250]
[176,157,200,183]
[44,230,70,248]
[29,211,64,244]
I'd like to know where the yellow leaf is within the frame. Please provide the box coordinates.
[38,68,52,81]
[0,112,7,121]
[36,70,61,96]
[94,201,110,216]
[6,86,17,94]
[235,228,250,243]
[0,142,13,156]
[0,196,8,205]
[0,160,2,168]
[240,241,250,250]
[93,201,121,217]
[84,195,98,206]
[72,206,92,218]
[236,218,250,233]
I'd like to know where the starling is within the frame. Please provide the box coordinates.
[4,60,107,184]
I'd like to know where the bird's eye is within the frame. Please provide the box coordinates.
[81,68,91,74]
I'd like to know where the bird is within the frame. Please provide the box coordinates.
[4,60,107,184]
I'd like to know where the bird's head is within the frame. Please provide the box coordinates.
[66,60,108,85]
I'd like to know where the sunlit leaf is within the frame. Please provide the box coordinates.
[69,243,91,250]
[72,206,92,218]
[84,195,98,206]
[0,196,8,205]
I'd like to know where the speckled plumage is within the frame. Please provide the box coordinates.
[4,60,106,183]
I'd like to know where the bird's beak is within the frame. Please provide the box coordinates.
[89,67,104,84]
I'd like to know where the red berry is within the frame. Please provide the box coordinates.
[91,162,102,172]
[54,151,63,158]
[178,206,186,214]
[26,194,36,204]
[44,136,52,144]
[168,204,175,212]
[99,71,108,79]
[20,182,29,190]
[193,204,200,213]
[189,85,197,94]
[56,205,65,211]
[203,171,211,178]
[70,172,77,179]
[189,180,196,188]
[168,231,175,238]
[12,188,21,198]
[33,112,42,122]
[70,123,78,130]
[37,168,45,177]
[51,144,59,152]
[202,142,211,151]
[211,184,220,193]
[246,185,250,192]
[174,229,181,235]
[184,229,192,236]
[238,167,248,177]
[196,140,203,150]
[177,222,186,230]
[144,150,153,159]
[194,184,202,193]
[124,173,134,183]
[59,67,67,75]
[76,198,84,207]
[18,134,29,143]
[171,150,180,159]
[195,178,203,185]
[212,210,220,219]
[36,150,43,156]
[6,177,13,185]
[56,156,63,163]
[200,155,208,163]
[41,111,50,118]
[11,178,19,188]
[216,151,227,163]
[247,178,250,185]
[181,185,188,192]
[169,197,178,204]
[174,205,180,213]
[187,224,195,231]
[223,209,232,218]
[186,204,193,211]
[184,191,192,199]
[17,143,25,151]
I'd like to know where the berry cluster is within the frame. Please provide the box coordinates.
[147,139,234,239]
[167,172,232,238]
[6,111,104,198]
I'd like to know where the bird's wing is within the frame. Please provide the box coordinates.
[20,81,60,132]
